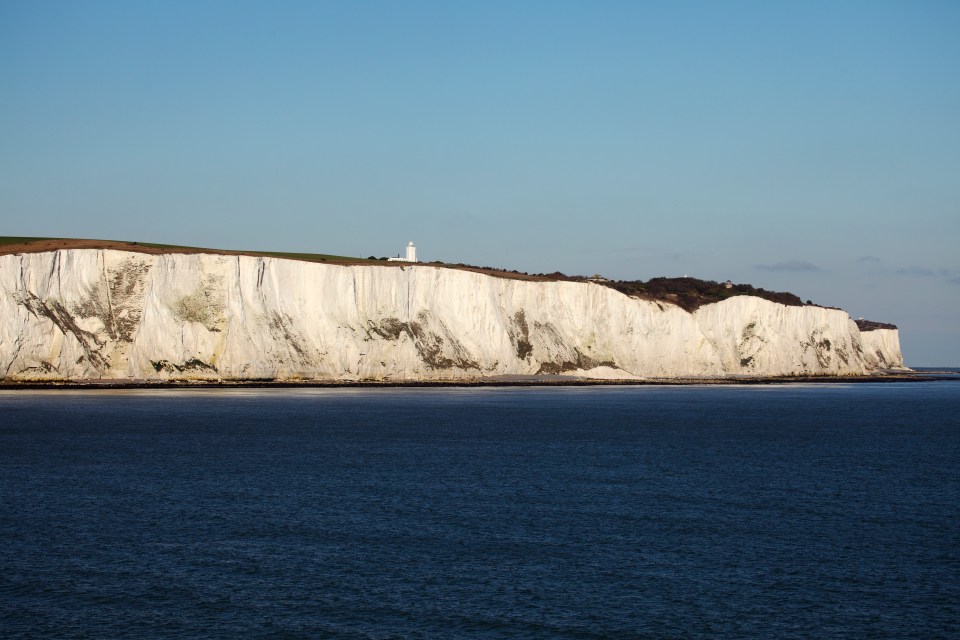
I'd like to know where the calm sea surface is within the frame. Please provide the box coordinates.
[2,383,959,639]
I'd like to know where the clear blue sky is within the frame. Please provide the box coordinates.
[2,1,958,365]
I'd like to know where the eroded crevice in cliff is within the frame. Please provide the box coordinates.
[801,330,833,368]
[368,317,406,341]
[72,256,152,342]
[3,335,24,377]
[508,310,533,360]
[14,291,109,369]
[834,339,850,365]
[366,314,479,370]
[107,257,151,341]
[737,321,766,370]
[529,320,615,374]
[536,349,615,375]
[151,358,219,375]
[18,361,58,377]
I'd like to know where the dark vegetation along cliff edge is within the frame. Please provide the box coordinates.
[854,319,898,332]
[599,277,804,313]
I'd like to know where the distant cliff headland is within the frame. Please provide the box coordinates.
[0,237,905,384]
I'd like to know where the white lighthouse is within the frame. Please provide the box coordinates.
[388,241,419,262]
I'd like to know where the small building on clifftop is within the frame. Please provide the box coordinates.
[388,242,418,263]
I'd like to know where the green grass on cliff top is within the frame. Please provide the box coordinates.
[0,236,372,263]
[0,236,54,246]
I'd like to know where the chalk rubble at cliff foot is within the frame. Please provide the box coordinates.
[0,249,906,381]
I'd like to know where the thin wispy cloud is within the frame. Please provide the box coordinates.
[755,260,822,272]
[869,263,960,284]
[858,255,882,264]
[895,266,937,277]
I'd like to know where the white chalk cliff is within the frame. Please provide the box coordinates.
[0,249,905,381]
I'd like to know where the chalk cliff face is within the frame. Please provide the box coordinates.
[859,328,905,370]
[0,249,905,381]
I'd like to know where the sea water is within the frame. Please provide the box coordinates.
[1,383,958,638]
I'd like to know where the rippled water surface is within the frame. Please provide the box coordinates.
[2,383,959,638]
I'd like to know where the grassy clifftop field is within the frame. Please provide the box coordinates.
[0,236,365,265]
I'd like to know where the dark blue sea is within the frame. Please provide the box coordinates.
[2,383,959,639]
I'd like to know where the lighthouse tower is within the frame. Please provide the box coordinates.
[405,241,417,262]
